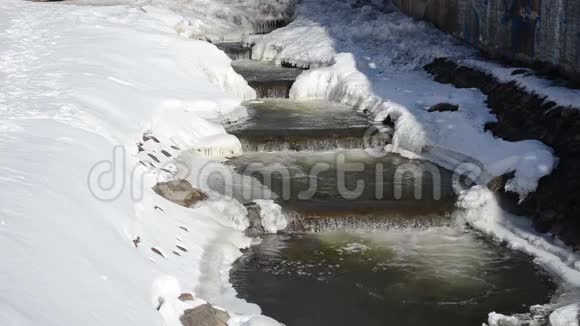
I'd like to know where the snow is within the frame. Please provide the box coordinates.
[456,186,580,287]
[253,199,287,233]
[282,11,556,200]
[70,0,296,42]
[461,59,580,110]
[549,303,580,326]
[486,312,522,326]
[0,1,278,325]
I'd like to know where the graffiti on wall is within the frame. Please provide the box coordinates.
[393,0,579,78]
[464,0,541,57]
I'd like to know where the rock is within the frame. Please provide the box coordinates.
[486,172,515,192]
[152,180,208,207]
[243,202,266,237]
[180,304,229,326]
[511,69,528,76]
[427,103,459,112]
[178,293,194,302]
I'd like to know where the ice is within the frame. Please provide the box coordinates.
[549,303,580,326]
[254,199,287,234]
[486,312,522,326]
[67,0,296,42]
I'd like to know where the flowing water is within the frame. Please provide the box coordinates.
[224,59,557,326]
[224,150,456,210]
[215,42,252,60]
[231,61,304,98]
[228,99,390,152]
[231,229,554,326]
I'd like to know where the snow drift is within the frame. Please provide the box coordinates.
[0,1,279,325]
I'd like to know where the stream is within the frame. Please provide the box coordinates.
[219,43,558,325]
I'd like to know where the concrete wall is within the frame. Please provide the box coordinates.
[392,0,580,80]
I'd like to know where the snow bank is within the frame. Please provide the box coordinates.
[457,187,580,286]
[487,312,522,326]
[249,0,472,68]
[250,21,335,68]
[69,0,296,42]
[290,53,383,111]
[462,59,580,109]
[549,303,580,326]
[0,1,276,325]
[254,199,287,234]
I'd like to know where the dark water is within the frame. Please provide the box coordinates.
[227,100,389,151]
[231,230,554,326]
[231,60,304,83]
[225,150,457,212]
[215,42,252,60]
[231,61,304,98]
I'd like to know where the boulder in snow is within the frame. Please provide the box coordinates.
[427,103,459,112]
[180,304,229,326]
[152,180,208,208]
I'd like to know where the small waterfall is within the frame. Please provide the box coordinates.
[215,42,252,60]
[285,210,455,232]
[238,136,365,152]
[234,128,391,153]
[249,81,294,98]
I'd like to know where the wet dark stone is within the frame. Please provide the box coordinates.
[428,103,459,112]
[511,69,528,76]
[244,202,266,237]
[181,304,229,326]
[178,293,194,302]
[152,180,208,208]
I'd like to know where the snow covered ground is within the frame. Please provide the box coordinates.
[0,0,282,325]
[69,0,296,42]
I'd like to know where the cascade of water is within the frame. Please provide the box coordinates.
[249,81,294,98]
[238,137,367,152]
[215,42,252,60]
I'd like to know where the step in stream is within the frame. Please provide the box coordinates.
[215,42,252,60]
[231,60,304,98]
[227,150,455,218]
[227,99,392,152]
